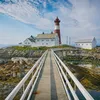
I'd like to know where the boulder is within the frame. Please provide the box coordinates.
[0,59,7,64]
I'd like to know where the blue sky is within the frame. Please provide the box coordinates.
[0,13,41,44]
[0,0,100,45]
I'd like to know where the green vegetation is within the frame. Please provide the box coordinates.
[61,47,100,90]
[0,77,21,84]
[63,53,100,90]
[0,77,21,100]
[11,44,74,51]
[66,63,100,90]
[63,55,100,66]
[50,44,74,48]
[11,46,48,51]
[91,47,100,53]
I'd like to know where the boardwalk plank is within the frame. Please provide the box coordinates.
[32,51,68,100]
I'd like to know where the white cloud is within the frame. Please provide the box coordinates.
[0,0,100,44]
[0,1,53,30]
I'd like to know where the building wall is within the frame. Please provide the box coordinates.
[31,36,59,47]
[76,43,92,49]
[92,39,96,48]
[55,36,59,46]
[75,38,97,49]
[36,38,55,47]
[33,37,59,47]
[22,39,32,46]
[21,35,59,47]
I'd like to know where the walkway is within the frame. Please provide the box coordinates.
[31,51,68,100]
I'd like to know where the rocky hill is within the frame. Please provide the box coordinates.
[0,46,45,99]
[0,46,46,63]
[0,46,45,79]
[0,46,44,58]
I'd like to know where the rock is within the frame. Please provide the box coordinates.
[0,59,7,64]
[0,47,44,58]
[11,57,34,64]
[0,59,4,64]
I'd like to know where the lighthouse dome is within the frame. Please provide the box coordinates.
[54,17,60,23]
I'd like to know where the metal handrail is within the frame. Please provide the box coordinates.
[52,50,94,100]
[5,49,94,100]
[5,50,47,100]
[52,51,71,100]
[27,54,45,100]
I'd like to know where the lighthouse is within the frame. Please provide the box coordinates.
[54,17,61,44]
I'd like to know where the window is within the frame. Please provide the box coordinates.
[51,39,54,41]
[25,42,28,44]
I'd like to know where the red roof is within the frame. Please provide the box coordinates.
[54,17,60,23]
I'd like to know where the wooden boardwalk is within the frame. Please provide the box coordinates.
[5,50,94,100]
[31,51,68,100]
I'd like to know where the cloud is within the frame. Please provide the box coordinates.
[64,0,100,43]
[0,0,74,30]
[0,0,100,44]
[0,1,53,30]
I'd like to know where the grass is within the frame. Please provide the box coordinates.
[11,44,74,51]
[11,46,48,51]
[63,55,100,66]
[0,77,21,85]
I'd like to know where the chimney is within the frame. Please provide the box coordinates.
[51,31,53,34]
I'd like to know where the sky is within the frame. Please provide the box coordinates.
[0,0,100,45]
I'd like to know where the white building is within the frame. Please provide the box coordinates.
[35,33,59,47]
[20,35,36,46]
[75,37,96,49]
[20,17,61,47]
[20,33,59,47]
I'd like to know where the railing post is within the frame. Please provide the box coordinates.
[74,83,77,91]
[52,49,94,100]
[5,50,47,100]
[23,84,25,93]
